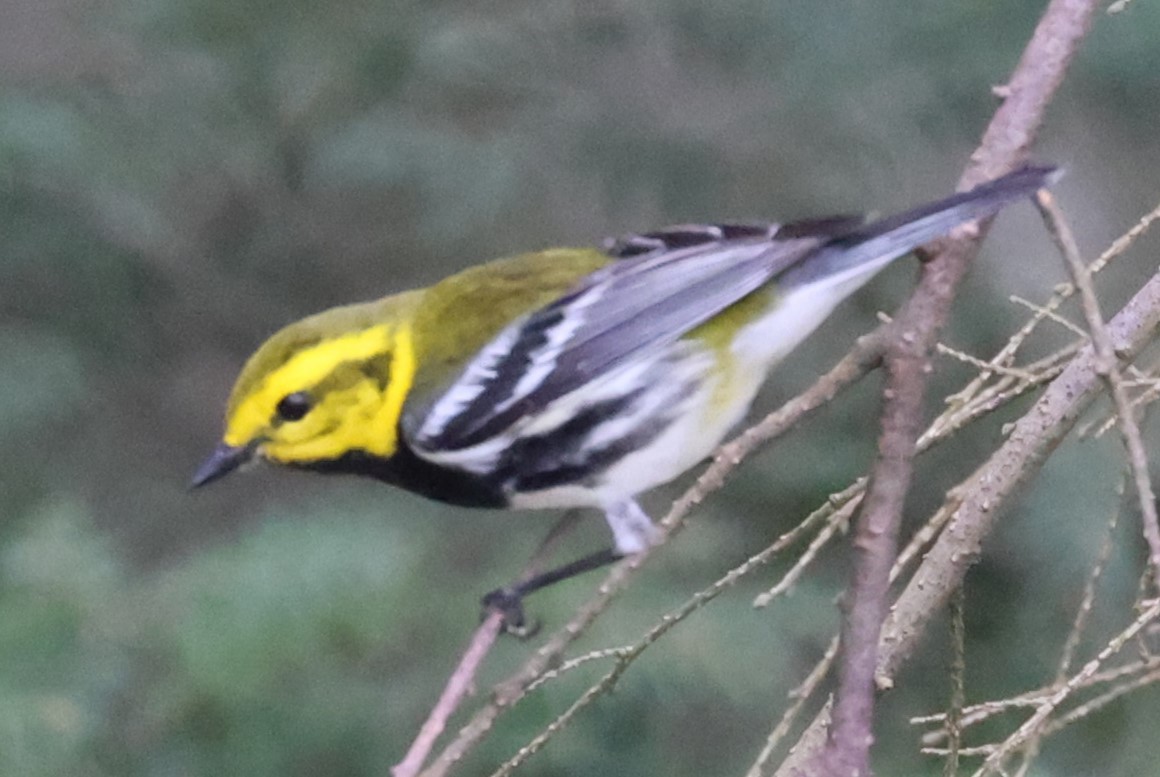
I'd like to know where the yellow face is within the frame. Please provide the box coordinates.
[232,323,414,458]
[193,306,418,487]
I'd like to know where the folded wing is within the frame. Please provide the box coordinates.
[410,223,829,452]
[409,165,1057,457]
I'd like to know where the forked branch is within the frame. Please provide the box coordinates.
[815,0,1100,774]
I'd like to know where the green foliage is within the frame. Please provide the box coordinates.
[0,501,122,777]
[0,498,449,776]
[0,330,85,435]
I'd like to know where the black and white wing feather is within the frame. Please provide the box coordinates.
[410,223,829,453]
[409,165,1057,457]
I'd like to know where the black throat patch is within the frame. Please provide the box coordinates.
[293,441,507,509]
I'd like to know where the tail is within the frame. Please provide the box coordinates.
[778,165,1060,289]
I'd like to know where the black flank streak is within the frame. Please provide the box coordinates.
[500,387,663,493]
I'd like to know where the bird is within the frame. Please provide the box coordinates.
[193,165,1056,626]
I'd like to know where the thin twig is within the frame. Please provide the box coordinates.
[919,663,1160,759]
[1056,476,1126,682]
[916,657,1160,737]
[880,271,1160,679]
[817,0,1101,769]
[487,481,863,776]
[754,491,863,606]
[746,636,842,777]
[1039,665,1160,737]
[936,340,1041,382]
[779,268,1160,777]
[393,615,505,777]
[920,342,1077,450]
[1092,199,1160,272]
[1009,477,1125,776]
[392,511,582,777]
[941,191,1152,415]
[1035,190,1160,581]
[1008,295,1089,338]
[944,587,967,777]
[974,599,1160,776]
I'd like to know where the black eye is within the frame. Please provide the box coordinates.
[275,391,313,422]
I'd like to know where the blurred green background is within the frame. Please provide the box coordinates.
[4,1,1160,775]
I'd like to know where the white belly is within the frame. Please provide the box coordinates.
[508,353,764,510]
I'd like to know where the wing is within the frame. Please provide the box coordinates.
[407,163,1057,457]
[408,222,837,453]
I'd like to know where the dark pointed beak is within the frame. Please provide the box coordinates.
[190,441,257,489]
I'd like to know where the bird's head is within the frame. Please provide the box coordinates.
[192,294,420,488]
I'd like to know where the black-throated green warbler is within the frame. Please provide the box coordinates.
[194,166,1055,617]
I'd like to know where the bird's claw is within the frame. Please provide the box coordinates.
[481,587,541,638]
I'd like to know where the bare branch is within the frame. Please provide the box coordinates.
[880,269,1160,681]
[816,1,1100,772]
[973,600,1160,776]
[778,266,1160,777]
[486,481,861,777]
[916,658,1160,738]
[746,636,841,777]
[1055,477,1126,683]
[393,614,505,777]
[943,588,967,777]
[1035,190,1160,579]
[393,512,582,777]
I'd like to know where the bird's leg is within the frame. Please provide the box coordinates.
[603,499,662,554]
[482,547,623,634]
[482,500,659,634]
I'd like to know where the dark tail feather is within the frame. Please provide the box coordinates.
[780,165,1060,288]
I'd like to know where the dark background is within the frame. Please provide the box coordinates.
[3,1,1160,774]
